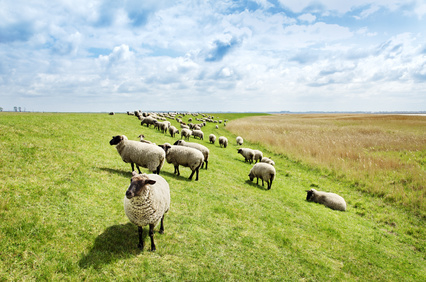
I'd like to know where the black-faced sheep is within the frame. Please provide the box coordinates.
[237,148,255,164]
[306,188,347,211]
[248,162,276,190]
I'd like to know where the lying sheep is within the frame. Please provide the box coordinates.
[238,148,255,164]
[209,134,216,144]
[173,139,209,169]
[236,136,243,146]
[253,150,263,163]
[138,134,154,145]
[191,129,204,140]
[261,157,275,166]
[181,128,192,140]
[169,126,179,138]
[158,143,204,181]
[124,172,170,251]
[248,162,276,190]
[306,188,347,211]
[110,135,165,174]
[219,136,228,148]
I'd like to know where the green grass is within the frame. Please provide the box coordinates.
[0,112,424,280]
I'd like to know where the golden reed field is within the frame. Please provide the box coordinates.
[227,114,426,216]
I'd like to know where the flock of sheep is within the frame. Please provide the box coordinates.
[109,111,347,251]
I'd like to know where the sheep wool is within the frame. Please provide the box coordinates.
[181,128,192,140]
[219,136,228,148]
[209,134,216,144]
[306,188,347,211]
[260,157,275,166]
[191,129,204,140]
[237,148,255,164]
[248,162,276,190]
[124,172,170,251]
[236,136,243,145]
[173,139,209,169]
[253,150,263,163]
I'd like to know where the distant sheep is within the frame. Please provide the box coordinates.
[260,157,275,166]
[253,150,263,163]
[110,135,165,174]
[209,134,216,144]
[248,163,276,190]
[236,136,243,145]
[181,128,192,140]
[141,116,158,127]
[138,134,155,145]
[158,143,204,181]
[237,148,255,164]
[306,188,347,211]
[169,126,179,138]
[124,172,170,251]
[219,136,228,148]
[174,140,209,169]
[191,129,204,140]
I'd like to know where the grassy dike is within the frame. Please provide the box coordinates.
[0,112,424,280]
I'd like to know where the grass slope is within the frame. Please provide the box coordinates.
[0,112,424,280]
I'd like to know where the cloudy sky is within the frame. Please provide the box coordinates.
[1,0,425,112]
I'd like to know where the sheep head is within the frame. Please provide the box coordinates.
[109,135,127,145]
[306,189,317,201]
[125,171,156,199]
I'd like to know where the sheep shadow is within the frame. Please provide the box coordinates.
[78,223,144,269]
[245,179,269,191]
[98,167,131,178]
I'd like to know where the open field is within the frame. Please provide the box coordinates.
[227,114,426,217]
[0,112,425,280]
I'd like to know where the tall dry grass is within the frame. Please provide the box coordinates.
[227,114,426,215]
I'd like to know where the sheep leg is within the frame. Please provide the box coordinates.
[189,169,195,180]
[156,165,161,175]
[205,160,208,170]
[149,224,156,251]
[159,215,165,234]
[268,179,272,190]
[261,179,264,186]
[174,165,180,176]
[138,226,144,250]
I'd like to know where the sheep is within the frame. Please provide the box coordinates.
[140,116,158,127]
[169,126,179,138]
[215,125,219,129]
[219,136,228,148]
[236,136,243,146]
[124,171,170,251]
[181,128,192,140]
[237,148,255,164]
[248,163,276,190]
[138,134,155,145]
[157,121,170,134]
[191,129,204,140]
[306,188,347,211]
[158,143,204,181]
[173,139,209,169]
[260,157,275,166]
[110,135,165,174]
[253,150,263,163]
[209,134,216,145]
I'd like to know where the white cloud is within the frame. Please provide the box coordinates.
[298,13,316,23]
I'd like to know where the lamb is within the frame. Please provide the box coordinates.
[169,126,179,138]
[260,157,275,166]
[248,162,276,190]
[124,172,170,251]
[219,136,228,148]
[236,136,243,146]
[191,129,204,140]
[253,150,263,163]
[158,143,204,181]
[181,128,192,140]
[305,188,347,211]
[109,135,165,174]
[209,134,216,144]
[173,139,209,169]
[237,148,255,164]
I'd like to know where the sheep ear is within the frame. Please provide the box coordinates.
[146,179,156,185]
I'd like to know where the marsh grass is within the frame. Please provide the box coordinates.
[227,114,426,216]
[0,112,424,280]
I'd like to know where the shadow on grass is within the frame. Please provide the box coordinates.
[245,179,269,191]
[98,167,131,178]
[78,223,144,269]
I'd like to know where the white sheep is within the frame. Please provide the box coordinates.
[248,162,276,190]
[236,136,243,145]
[169,126,179,138]
[237,148,255,164]
[253,150,263,163]
[191,129,204,140]
[306,188,347,211]
[158,143,204,181]
[173,139,209,170]
[219,136,228,148]
[181,128,192,140]
[110,135,165,174]
[260,157,275,166]
[209,134,216,144]
[140,116,158,127]
[124,172,170,251]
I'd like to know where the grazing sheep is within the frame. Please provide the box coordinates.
[191,129,204,140]
[181,128,192,140]
[237,148,255,164]
[110,135,165,174]
[124,172,170,251]
[173,139,209,169]
[158,143,204,181]
[215,125,219,129]
[253,150,263,163]
[209,134,216,145]
[306,188,347,211]
[236,136,243,146]
[141,116,158,127]
[169,126,179,138]
[260,157,275,166]
[219,136,228,148]
[157,121,170,133]
[248,163,276,190]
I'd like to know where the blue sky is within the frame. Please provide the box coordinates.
[1,0,425,112]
